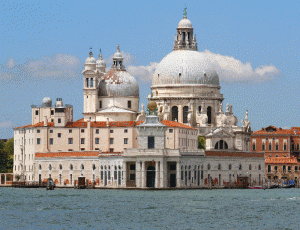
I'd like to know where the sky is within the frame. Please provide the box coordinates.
[0,0,299,138]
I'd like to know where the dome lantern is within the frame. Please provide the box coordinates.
[111,44,125,70]
[85,47,96,70]
[96,48,106,71]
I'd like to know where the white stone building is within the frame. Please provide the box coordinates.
[13,11,264,189]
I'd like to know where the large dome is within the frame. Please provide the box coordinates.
[152,50,219,86]
[99,69,139,97]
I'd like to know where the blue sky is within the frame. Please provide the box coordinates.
[0,0,299,138]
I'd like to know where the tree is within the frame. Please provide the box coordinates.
[198,136,206,149]
[0,138,14,173]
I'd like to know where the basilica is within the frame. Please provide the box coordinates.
[13,12,264,188]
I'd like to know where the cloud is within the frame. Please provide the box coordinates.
[203,50,280,83]
[127,62,159,83]
[0,121,14,128]
[6,58,15,69]
[25,54,82,78]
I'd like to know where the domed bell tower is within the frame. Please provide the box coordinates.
[173,6,198,51]
[83,49,105,121]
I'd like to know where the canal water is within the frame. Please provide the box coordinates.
[0,187,299,229]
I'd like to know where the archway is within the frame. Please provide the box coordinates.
[183,106,188,123]
[172,106,178,121]
[207,106,212,124]
[215,140,229,150]
[146,166,155,188]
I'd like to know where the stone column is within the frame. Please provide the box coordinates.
[136,161,141,188]
[155,161,159,188]
[178,105,183,123]
[122,162,127,187]
[160,161,164,188]
[141,161,145,188]
[176,161,181,188]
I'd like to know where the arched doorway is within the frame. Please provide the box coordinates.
[146,166,155,188]
[207,106,212,124]
[183,106,188,123]
[172,106,178,121]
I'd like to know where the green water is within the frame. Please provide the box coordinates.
[0,187,299,229]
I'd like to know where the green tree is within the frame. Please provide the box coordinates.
[0,138,14,173]
[198,136,206,149]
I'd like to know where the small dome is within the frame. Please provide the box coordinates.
[113,44,123,59]
[85,51,96,64]
[42,97,52,107]
[96,54,106,67]
[178,17,192,28]
[99,69,139,97]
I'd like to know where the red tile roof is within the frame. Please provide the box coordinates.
[253,125,294,135]
[15,119,196,130]
[265,157,298,164]
[35,151,99,158]
[205,151,264,158]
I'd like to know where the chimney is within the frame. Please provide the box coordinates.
[43,116,48,127]
[106,118,109,127]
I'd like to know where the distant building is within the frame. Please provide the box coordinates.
[13,11,264,188]
[251,125,300,181]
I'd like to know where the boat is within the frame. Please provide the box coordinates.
[249,186,264,189]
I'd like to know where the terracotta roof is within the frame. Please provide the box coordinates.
[35,151,99,158]
[205,151,264,158]
[265,157,298,164]
[253,125,293,135]
[15,118,196,130]
[161,120,196,129]
[14,122,54,129]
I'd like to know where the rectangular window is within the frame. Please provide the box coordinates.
[50,130,53,133]
[37,138,41,145]
[169,129,173,133]
[51,110,54,115]
[49,138,53,145]
[124,138,128,144]
[58,133,61,138]
[110,130,114,133]
[148,136,155,149]
[81,138,85,144]
[99,101,102,109]
[252,144,256,151]
[96,129,99,134]
[110,138,114,144]
[58,118,61,123]
[109,148,114,153]
[35,110,39,115]
[114,171,117,180]
[81,129,84,133]
[275,144,279,150]
[128,101,131,109]
[95,138,99,144]
[130,174,135,181]
[262,144,265,151]
[68,138,73,144]
[124,129,128,133]
[284,144,287,151]
[69,129,72,133]
[269,143,272,150]
[37,129,40,133]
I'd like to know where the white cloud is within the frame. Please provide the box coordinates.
[127,62,159,83]
[25,54,82,78]
[6,58,15,69]
[203,50,280,83]
[0,121,14,128]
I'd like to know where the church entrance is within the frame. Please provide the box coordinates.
[146,166,155,188]
[170,174,176,187]
[167,162,177,188]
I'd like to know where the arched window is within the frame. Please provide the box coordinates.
[207,106,212,124]
[283,165,286,172]
[49,164,52,171]
[39,164,42,170]
[239,164,242,170]
[267,165,271,173]
[92,164,96,170]
[214,140,228,150]
[218,164,221,170]
[172,106,178,121]
[258,164,261,170]
[59,164,62,170]
[81,164,84,170]
[249,164,252,170]
[207,164,211,170]
[229,164,232,170]
[70,164,73,170]
[183,106,188,123]
[198,106,201,114]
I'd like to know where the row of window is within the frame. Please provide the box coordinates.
[40,164,122,171]
[181,164,262,171]
[37,137,129,145]
[252,142,300,151]
[267,165,299,173]
[99,100,132,109]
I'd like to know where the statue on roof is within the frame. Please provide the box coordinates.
[183,5,187,17]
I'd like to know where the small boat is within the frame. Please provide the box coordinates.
[46,178,55,190]
[249,186,264,189]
